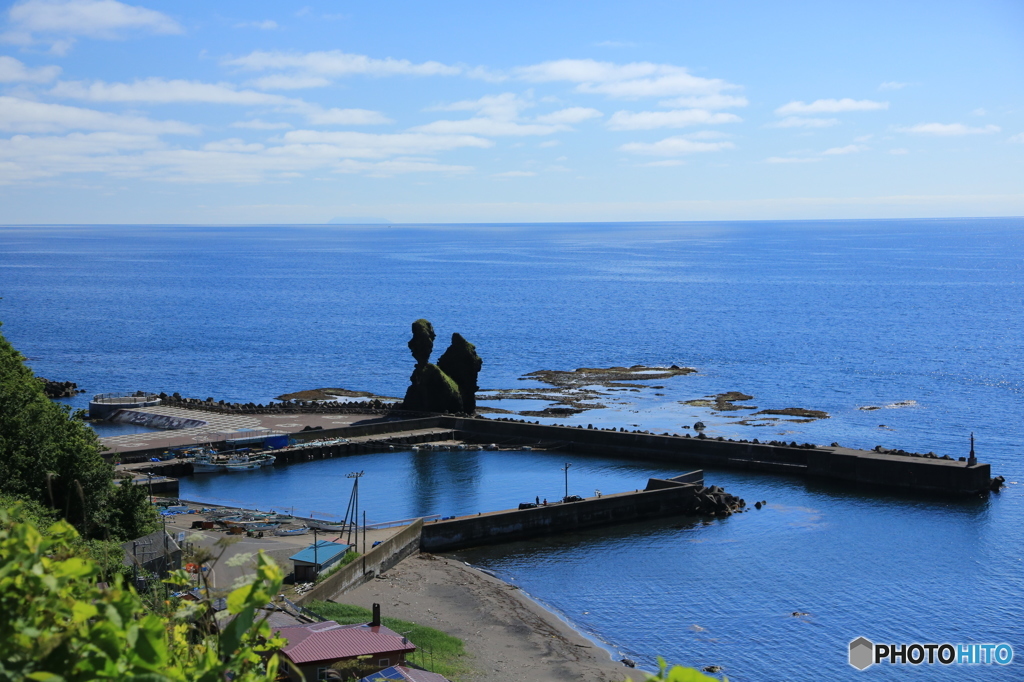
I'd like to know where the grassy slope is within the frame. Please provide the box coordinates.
[307,601,471,680]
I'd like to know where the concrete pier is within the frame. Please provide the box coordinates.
[108,413,993,496]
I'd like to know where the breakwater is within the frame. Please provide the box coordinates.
[118,414,994,496]
[420,471,709,552]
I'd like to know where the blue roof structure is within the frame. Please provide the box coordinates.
[289,540,349,566]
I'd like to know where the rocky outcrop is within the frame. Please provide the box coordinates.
[403,362,463,413]
[401,320,482,414]
[408,319,436,366]
[437,333,483,413]
[37,378,83,398]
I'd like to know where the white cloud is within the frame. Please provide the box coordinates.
[972,108,987,116]
[0,95,199,134]
[0,127,482,185]
[248,75,331,90]
[202,138,264,153]
[640,159,684,167]
[333,159,472,176]
[535,107,602,124]
[514,58,738,99]
[7,0,182,40]
[419,95,596,136]
[619,136,734,156]
[411,119,564,136]
[50,78,391,126]
[775,99,889,115]
[224,49,462,78]
[230,119,292,130]
[1009,133,1024,144]
[765,156,820,164]
[658,94,748,110]
[493,170,536,177]
[431,93,531,121]
[280,130,493,158]
[822,144,867,155]
[235,19,277,30]
[768,116,839,128]
[607,109,740,130]
[879,82,908,91]
[51,78,293,105]
[898,122,1000,136]
[0,55,61,83]
[304,107,392,125]
[538,140,560,148]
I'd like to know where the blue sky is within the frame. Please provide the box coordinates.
[0,0,1021,223]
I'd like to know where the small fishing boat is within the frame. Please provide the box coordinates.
[247,522,280,531]
[274,526,309,536]
[193,450,276,473]
[309,520,347,532]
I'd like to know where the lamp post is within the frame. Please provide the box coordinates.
[562,462,571,502]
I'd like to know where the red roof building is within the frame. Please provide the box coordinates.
[276,620,416,682]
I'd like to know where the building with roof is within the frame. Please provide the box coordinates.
[289,540,350,582]
[275,614,416,682]
[358,665,452,682]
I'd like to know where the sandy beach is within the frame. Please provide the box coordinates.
[338,552,649,682]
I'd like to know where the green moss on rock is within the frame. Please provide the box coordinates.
[437,333,483,413]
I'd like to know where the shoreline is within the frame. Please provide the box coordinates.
[336,552,649,682]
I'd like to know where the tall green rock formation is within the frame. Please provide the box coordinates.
[400,320,481,414]
[437,333,483,414]
[407,319,435,366]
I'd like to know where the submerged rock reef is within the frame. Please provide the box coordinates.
[401,319,482,414]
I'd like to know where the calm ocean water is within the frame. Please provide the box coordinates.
[1,219,1021,679]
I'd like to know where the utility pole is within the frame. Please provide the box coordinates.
[562,462,571,502]
[312,528,319,579]
[345,471,364,548]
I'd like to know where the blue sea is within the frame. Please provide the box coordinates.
[1,219,1021,680]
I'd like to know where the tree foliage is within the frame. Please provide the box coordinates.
[0,502,286,681]
[0,323,155,541]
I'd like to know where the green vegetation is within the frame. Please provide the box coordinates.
[644,658,727,681]
[0,323,157,541]
[0,502,287,681]
[308,601,470,680]
[313,550,360,584]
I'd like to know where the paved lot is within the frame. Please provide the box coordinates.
[161,507,405,598]
[100,406,377,453]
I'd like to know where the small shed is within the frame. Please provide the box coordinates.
[289,540,350,582]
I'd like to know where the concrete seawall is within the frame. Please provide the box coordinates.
[297,519,423,604]
[443,417,992,496]
[420,476,706,553]
[115,413,993,496]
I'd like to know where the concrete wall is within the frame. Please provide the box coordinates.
[296,519,423,605]
[420,484,701,553]
[441,417,991,495]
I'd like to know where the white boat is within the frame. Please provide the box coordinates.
[308,520,348,532]
[192,450,276,474]
[274,526,310,536]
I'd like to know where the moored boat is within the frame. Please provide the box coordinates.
[308,520,348,532]
[192,450,276,474]
[274,526,309,536]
